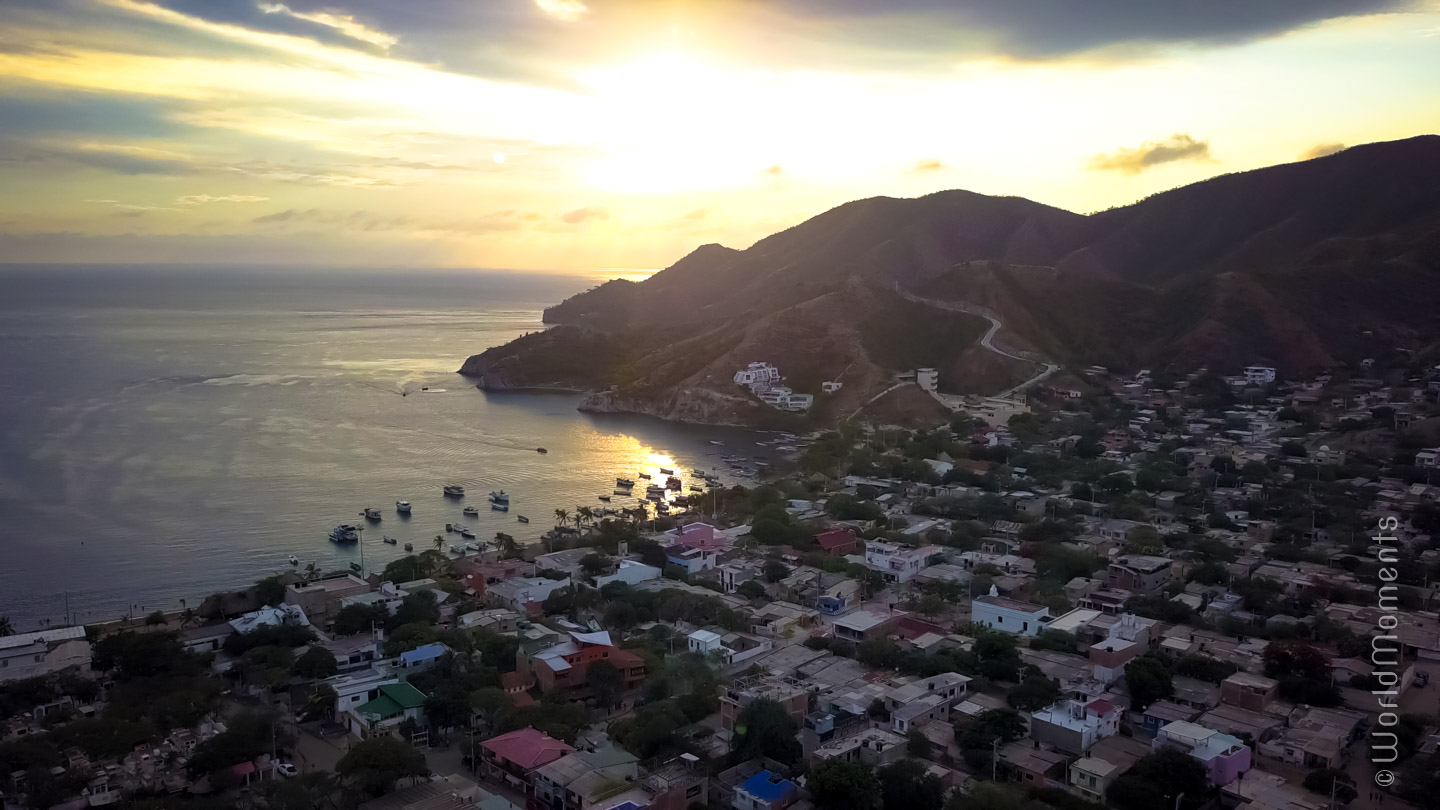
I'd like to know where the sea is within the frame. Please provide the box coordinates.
[0,266,775,632]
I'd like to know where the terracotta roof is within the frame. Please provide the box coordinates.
[481,728,574,770]
[815,529,857,550]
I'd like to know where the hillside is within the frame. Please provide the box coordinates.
[460,135,1440,426]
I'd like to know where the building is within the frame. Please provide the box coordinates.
[1220,672,1278,712]
[733,771,797,810]
[1030,699,1119,755]
[0,626,90,684]
[356,773,496,810]
[533,746,640,810]
[864,542,942,583]
[915,368,939,393]
[486,576,572,613]
[480,728,575,797]
[534,548,596,579]
[528,630,646,697]
[813,528,859,557]
[1106,555,1176,595]
[284,574,370,627]
[734,362,781,391]
[1000,742,1068,789]
[971,587,1052,636]
[721,674,809,732]
[812,727,908,768]
[689,630,724,656]
[1244,366,1277,385]
[665,546,718,575]
[228,603,310,634]
[1069,736,1152,803]
[1155,721,1252,786]
[832,609,900,643]
[348,681,427,740]
[594,560,662,589]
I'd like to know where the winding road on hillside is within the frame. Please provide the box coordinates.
[894,287,1060,397]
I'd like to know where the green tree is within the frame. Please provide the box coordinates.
[336,735,429,798]
[1107,748,1209,810]
[1006,673,1062,711]
[254,575,287,607]
[808,759,881,810]
[331,603,388,636]
[956,709,1027,770]
[292,646,339,679]
[0,617,12,637]
[878,759,944,810]
[949,782,1024,810]
[188,712,289,777]
[733,698,802,767]
[587,659,625,710]
[144,610,167,626]
[906,729,932,759]
[1124,655,1173,711]
[580,553,611,578]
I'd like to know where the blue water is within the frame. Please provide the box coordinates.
[0,266,770,631]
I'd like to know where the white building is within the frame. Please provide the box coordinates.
[757,386,813,412]
[228,603,310,635]
[1030,699,1120,755]
[0,626,91,684]
[689,629,724,655]
[971,586,1052,636]
[864,542,942,583]
[1244,366,1277,385]
[916,368,939,393]
[485,576,571,611]
[734,362,781,391]
[1417,448,1440,468]
[594,560,662,589]
[821,381,843,393]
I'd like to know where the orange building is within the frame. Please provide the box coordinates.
[529,630,646,698]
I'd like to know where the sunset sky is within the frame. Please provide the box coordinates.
[1,0,1438,272]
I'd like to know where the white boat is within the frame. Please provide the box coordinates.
[463,505,480,516]
[449,522,468,533]
[464,541,481,552]
[382,536,397,545]
[443,485,465,497]
[460,526,477,538]
[490,503,509,512]
[329,524,360,542]
[614,488,631,495]
[395,500,412,514]
[709,440,725,446]
[288,555,299,565]
[362,507,382,521]
[488,490,509,505]
[449,544,464,554]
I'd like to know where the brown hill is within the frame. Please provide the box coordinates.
[460,135,1440,425]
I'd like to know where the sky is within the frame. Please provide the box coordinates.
[0,0,1437,272]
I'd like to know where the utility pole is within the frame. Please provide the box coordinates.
[991,737,1000,782]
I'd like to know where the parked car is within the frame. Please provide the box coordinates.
[275,763,298,778]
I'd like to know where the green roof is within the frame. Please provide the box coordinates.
[356,694,404,720]
[379,681,427,709]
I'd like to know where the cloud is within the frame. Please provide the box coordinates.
[257,2,398,49]
[177,194,269,204]
[763,164,784,177]
[1300,142,1347,160]
[681,208,709,221]
[910,159,944,173]
[560,206,607,224]
[534,0,588,23]
[84,199,184,213]
[1087,133,1211,174]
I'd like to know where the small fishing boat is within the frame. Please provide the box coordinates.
[536,447,548,454]
[598,495,611,502]
[329,524,360,542]
[349,561,363,573]
[488,489,509,504]
[659,467,674,475]
[449,522,468,533]
[490,503,509,512]
[638,473,652,479]
[614,488,631,495]
[464,541,481,552]
[460,526,477,538]
[616,477,635,487]
[449,544,464,554]
[692,469,705,476]
[289,555,299,565]
[463,505,480,516]
[516,515,529,523]
[395,500,412,514]
[690,486,703,492]
[362,507,382,521]
[666,477,682,491]
[708,440,725,446]
[403,542,413,552]
[443,484,465,497]
[381,536,397,545]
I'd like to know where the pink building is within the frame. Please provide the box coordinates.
[1154,721,1252,786]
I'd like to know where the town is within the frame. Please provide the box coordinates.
[5,358,1440,810]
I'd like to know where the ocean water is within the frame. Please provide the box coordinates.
[0,266,773,631]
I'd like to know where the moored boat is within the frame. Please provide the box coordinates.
[490,502,509,512]
[403,542,413,552]
[488,490,509,505]
[616,477,635,487]
[463,505,480,516]
[598,495,611,502]
[289,554,299,565]
[329,524,360,542]
[382,536,397,545]
[517,515,529,523]
[443,484,465,497]
[659,467,674,475]
[395,500,412,514]
[460,526,477,537]
[362,507,383,521]
[349,561,363,572]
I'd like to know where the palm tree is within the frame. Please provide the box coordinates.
[303,562,321,581]
[554,508,569,529]
[576,506,595,530]
[0,616,12,637]
[495,533,521,559]
[433,534,445,552]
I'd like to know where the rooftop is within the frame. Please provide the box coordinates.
[738,771,796,803]
[482,728,575,770]
[0,625,88,651]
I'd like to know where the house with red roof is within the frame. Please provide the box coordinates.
[480,728,574,797]
[813,528,858,556]
[526,630,646,698]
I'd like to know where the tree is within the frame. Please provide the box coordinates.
[554,508,569,529]
[389,591,440,629]
[763,559,791,583]
[580,553,611,578]
[332,603,388,636]
[188,711,289,777]
[956,709,1027,770]
[1107,748,1209,810]
[254,575,287,607]
[1125,525,1162,553]
[587,659,625,710]
[950,783,1025,810]
[292,646,339,680]
[733,698,802,767]
[906,730,932,759]
[145,610,167,626]
[336,735,429,798]
[1263,640,1329,679]
[0,617,12,637]
[1006,674,1062,712]
[1302,768,1356,804]
[737,580,767,600]
[383,556,426,583]
[878,759,944,810]
[1125,655,1173,711]
[470,687,511,735]
[808,759,881,810]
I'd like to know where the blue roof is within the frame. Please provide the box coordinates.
[740,771,795,803]
[401,642,446,664]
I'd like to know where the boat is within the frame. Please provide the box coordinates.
[382,536,397,545]
[690,486,704,492]
[598,495,611,502]
[464,542,481,552]
[616,477,635,487]
[666,477,682,491]
[536,447,547,454]
[362,507,383,521]
[709,440,725,446]
[490,503,509,512]
[460,526,478,538]
[329,524,360,542]
[443,484,465,497]
[450,522,468,533]
[659,467,674,475]
[462,505,480,516]
[403,542,413,552]
[614,488,631,495]
[449,544,464,554]
[692,469,705,476]
[395,500,412,514]
[517,515,529,523]
[288,555,299,565]
[488,490,509,505]
[349,562,363,573]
